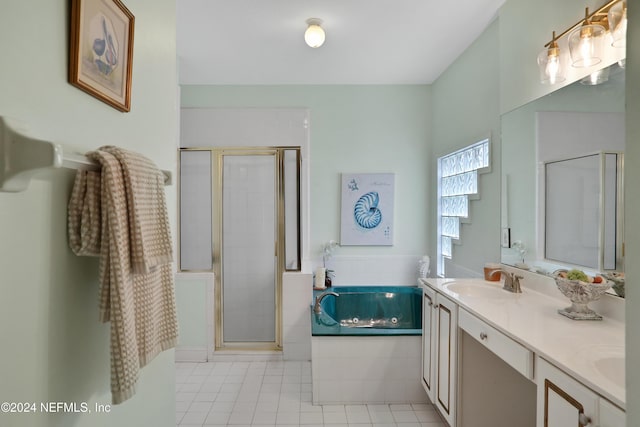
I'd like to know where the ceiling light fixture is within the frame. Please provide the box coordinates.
[304,18,325,48]
[537,0,626,85]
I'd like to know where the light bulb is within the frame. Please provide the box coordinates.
[545,56,560,84]
[579,37,593,66]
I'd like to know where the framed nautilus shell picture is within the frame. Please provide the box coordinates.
[340,173,395,246]
[69,0,134,112]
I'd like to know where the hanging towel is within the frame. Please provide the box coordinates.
[101,145,173,274]
[68,148,178,405]
[68,170,102,257]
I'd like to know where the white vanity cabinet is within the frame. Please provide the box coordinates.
[537,357,625,427]
[435,293,457,427]
[421,283,458,427]
[419,278,625,427]
[600,398,626,427]
[421,285,436,401]
[458,308,534,380]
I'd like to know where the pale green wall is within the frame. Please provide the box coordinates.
[625,0,639,423]
[430,19,501,276]
[181,85,432,259]
[0,1,178,426]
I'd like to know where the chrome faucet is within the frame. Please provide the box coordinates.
[489,269,524,293]
[314,291,339,314]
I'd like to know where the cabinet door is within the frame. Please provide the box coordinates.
[435,294,458,427]
[536,357,598,427]
[421,285,437,403]
[599,398,625,427]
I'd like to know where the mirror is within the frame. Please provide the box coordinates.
[500,63,625,294]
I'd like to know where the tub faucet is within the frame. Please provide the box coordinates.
[314,291,339,314]
[488,269,524,293]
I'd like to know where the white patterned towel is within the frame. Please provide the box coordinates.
[68,148,178,404]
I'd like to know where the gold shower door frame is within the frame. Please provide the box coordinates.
[209,147,300,352]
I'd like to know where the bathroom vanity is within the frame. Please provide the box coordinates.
[419,273,625,427]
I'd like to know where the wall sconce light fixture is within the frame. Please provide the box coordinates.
[568,8,606,67]
[304,18,325,48]
[608,0,627,47]
[537,0,627,84]
[537,31,566,84]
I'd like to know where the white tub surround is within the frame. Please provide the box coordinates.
[283,272,313,361]
[326,255,422,286]
[311,335,425,405]
[174,272,215,362]
[419,275,625,415]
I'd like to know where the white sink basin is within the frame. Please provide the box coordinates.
[572,345,625,391]
[594,356,625,389]
[443,281,506,298]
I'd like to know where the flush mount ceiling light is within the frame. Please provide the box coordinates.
[304,18,325,48]
[537,0,627,85]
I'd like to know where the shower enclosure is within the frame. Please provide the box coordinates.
[179,147,300,351]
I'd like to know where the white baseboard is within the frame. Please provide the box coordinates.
[175,346,208,362]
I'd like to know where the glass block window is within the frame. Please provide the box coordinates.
[441,217,460,239]
[441,171,478,196]
[437,138,490,277]
[442,236,452,258]
[441,195,469,217]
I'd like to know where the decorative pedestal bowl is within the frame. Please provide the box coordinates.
[602,272,625,298]
[555,277,612,320]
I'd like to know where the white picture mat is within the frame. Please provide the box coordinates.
[340,173,395,246]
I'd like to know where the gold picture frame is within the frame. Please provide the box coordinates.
[69,0,134,112]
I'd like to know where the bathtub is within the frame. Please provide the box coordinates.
[310,286,426,404]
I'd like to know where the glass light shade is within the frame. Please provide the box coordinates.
[304,24,325,48]
[568,23,605,67]
[580,66,610,85]
[537,45,566,84]
[608,1,627,48]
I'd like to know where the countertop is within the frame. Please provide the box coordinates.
[419,277,625,410]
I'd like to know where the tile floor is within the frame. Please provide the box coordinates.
[176,360,446,427]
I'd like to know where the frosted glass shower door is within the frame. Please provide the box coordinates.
[221,154,277,343]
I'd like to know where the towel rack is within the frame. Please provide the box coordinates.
[0,116,172,193]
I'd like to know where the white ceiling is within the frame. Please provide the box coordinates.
[177,0,506,85]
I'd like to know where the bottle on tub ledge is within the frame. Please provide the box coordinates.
[314,267,326,290]
[325,269,334,287]
[314,267,335,289]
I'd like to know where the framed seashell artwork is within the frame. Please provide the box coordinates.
[69,0,134,112]
[340,173,395,246]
